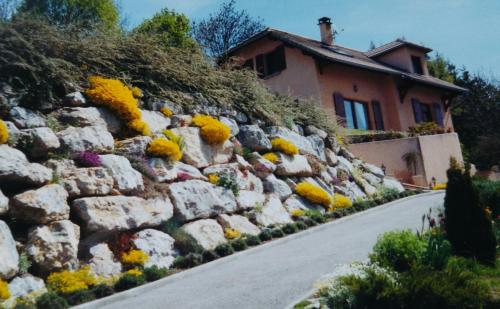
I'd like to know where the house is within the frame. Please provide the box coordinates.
[227,17,467,186]
[227,17,466,132]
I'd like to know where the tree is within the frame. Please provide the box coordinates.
[16,0,119,31]
[444,158,496,264]
[192,0,265,58]
[134,8,194,48]
[0,0,19,21]
[427,53,457,83]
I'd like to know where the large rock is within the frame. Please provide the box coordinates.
[181,219,226,250]
[148,158,206,183]
[217,214,260,236]
[363,163,385,177]
[45,159,77,178]
[341,181,367,200]
[133,229,176,269]
[337,156,355,174]
[0,189,8,215]
[115,136,152,156]
[26,220,80,272]
[168,180,237,221]
[63,92,86,106]
[237,125,271,151]
[0,145,52,186]
[73,196,173,233]
[266,126,324,159]
[100,154,144,194]
[306,135,326,161]
[275,154,313,177]
[219,116,239,136]
[172,127,233,168]
[382,177,405,193]
[362,173,382,186]
[56,107,121,133]
[141,110,171,133]
[88,243,122,278]
[57,126,114,153]
[283,195,325,214]
[263,174,292,201]
[9,107,46,128]
[21,127,60,158]
[6,275,46,301]
[0,220,19,279]
[61,167,114,198]
[325,148,338,166]
[248,152,276,178]
[236,190,266,210]
[203,163,263,193]
[255,195,293,226]
[304,125,328,139]
[12,184,69,224]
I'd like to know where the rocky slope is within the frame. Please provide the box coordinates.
[0,89,404,305]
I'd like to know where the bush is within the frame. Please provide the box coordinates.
[258,230,272,241]
[161,219,203,255]
[146,138,182,161]
[173,253,203,269]
[202,250,219,263]
[61,289,95,306]
[224,228,241,240]
[330,193,352,211]
[282,223,298,234]
[120,249,149,268]
[114,272,146,292]
[217,173,240,196]
[46,267,97,294]
[305,209,326,224]
[271,138,299,156]
[13,299,36,309]
[231,238,247,251]
[74,151,101,167]
[143,266,168,282]
[421,232,452,270]
[302,217,317,227]
[295,221,308,230]
[295,182,332,208]
[36,293,68,309]
[271,228,285,238]
[90,284,114,299]
[370,230,426,272]
[215,243,234,257]
[474,178,500,217]
[243,234,261,246]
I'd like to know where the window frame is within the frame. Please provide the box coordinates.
[254,45,287,79]
[342,98,371,130]
[411,55,423,74]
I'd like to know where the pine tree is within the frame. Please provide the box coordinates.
[444,157,496,264]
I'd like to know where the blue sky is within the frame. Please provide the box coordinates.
[121,0,500,78]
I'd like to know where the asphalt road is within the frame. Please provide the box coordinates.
[77,191,445,309]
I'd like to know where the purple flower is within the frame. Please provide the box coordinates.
[429,218,436,228]
[75,151,102,167]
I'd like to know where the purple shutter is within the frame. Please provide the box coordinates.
[412,98,423,123]
[372,100,385,130]
[333,92,345,118]
[433,102,444,126]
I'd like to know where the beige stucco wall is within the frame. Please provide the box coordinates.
[376,46,429,75]
[349,133,463,185]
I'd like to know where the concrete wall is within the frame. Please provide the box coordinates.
[349,133,463,185]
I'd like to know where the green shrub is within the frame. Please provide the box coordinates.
[231,238,247,251]
[282,223,298,234]
[161,218,203,255]
[173,253,203,269]
[302,217,317,226]
[218,174,240,196]
[258,230,272,241]
[36,293,68,309]
[421,232,452,270]
[305,209,326,223]
[473,178,500,217]
[293,300,312,309]
[370,230,426,272]
[214,243,234,257]
[271,228,284,238]
[90,284,114,299]
[61,289,95,306]
[143,266,168,282]
[114,273,146,292]
[13,299,36,309]
[243,234,261,246]
[295,221,307,230]
[202,250,219,262]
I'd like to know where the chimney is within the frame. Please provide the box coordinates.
[318,17,333,45]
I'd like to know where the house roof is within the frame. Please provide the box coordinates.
[227,28,466,93]
[365,39,433,57]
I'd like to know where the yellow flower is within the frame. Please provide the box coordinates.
[271,138,299,156]
[47,267,97,294]
[161,107,173,117]
[121,249,149,267]
[295,182,332,208]
[163,129,184,149]
[192,114,216,128]
[224,228,241,240]
[208,174,219,184]
[124,268,143,277]
[432,183,447,190]
[130,86,143,98]
[485,207,492,217]
[147,138,183,161]
[0,120,8,144]
[290,209,305,217]
[262,152,279,163]
[0,279,10,300]
[128,119,151,136]
[329,193,352,212]
[192,114,231,145]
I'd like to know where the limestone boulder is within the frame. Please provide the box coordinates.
[141,110,171,133]
[255,195,293,226]
[203,163,263,193]
[248,152,276,178]
[61,167,114,198]
[168,180,237,221]
[21,127,60,158]
[115,136,152,156]
[133,229,176,269]
[339,147,356,161]
[304,125,328,139]
[9,107,46,128]
[382,177,405,193]
[0,189,8,215]
[12,184,69,224]
[63,92,86,106]
[45,159,77,178]
[0,145,52,186]
[58,126,114,153]
[357,178,378,196]
[172,127,233,168]
[73,196,173,233]
[306,135,326,161]
[56,107,121,133]
[325,148,338,166]
[237,125,272,151]
[5,275,47,304]
[88,243,122,278]
[275,154,313,177]
[170,115,193,128]
[337,156,355,174]
[236,190,266,210]
[26,220,80,272]
[100,154,144,194]
[263,174,292,201]
[362,173,382,186]
[219,116,239,136]
[0,220,19,279]
[266,126,324,159]
[342,181,367,200]
[181,219,226,250]
[283,195,325,214]
[363,163,385,177]
[217,214,260,236]
[148,158,206,183]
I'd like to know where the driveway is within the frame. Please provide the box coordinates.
[77,191,445,309]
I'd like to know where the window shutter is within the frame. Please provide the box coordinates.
[256,54,265,77]
[333,92,345,118]
[412,98,423,123]
[275,45,286,71]
[433,102,444,126]
[371,100,385,130]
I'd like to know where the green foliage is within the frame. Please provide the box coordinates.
[173,253,203,269]
[17,0,119,31]
[473,178,500,217]
[90,284,114,299]
[61,289,95,306]
[270,228,284,238]
[143,266,168,282]
[427,54,456,83]
[217,173,240,196]
[421,232,452,270]
[258,229,272,241]
[36,292,68,309]
[302,217,317,227]
[282,223,298,234]
[18,252,32,274]
[161,218,203,255]
[202,250,219,263]
[444,159,496,264]
[293,300,312,309]
[214,243,234,257]
[295,221,308,230]
[370,230,426,272]
[134,8,194,48]
[114,273,146,292]
[230,238,247,251]
[305,209,326,224]
[242,234,261,246]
